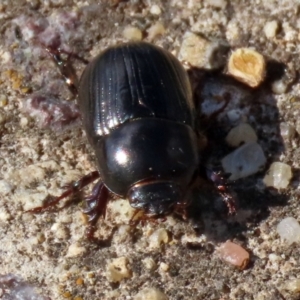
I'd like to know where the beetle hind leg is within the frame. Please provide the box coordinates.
[206,167,236,214]
[82,181,109,240]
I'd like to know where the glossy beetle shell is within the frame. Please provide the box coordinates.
[78,42,199,215]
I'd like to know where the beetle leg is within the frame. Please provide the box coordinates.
[82,181,109,240]
[27,171,100,213]
[45,47,88,97]
[206,167,236,214]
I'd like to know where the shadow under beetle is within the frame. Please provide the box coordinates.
[28,42,236,239]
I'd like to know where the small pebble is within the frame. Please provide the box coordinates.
[148,228,169,249]
[283,279,300,293]
[142,257,157,271]
[0,210,11,222]
[221,142,266,180]
[66,243,86,257]
[134,287,168,300]
[277,217,300,245]
[150,5,161,15]
[263,20,279,39]
[159,262,169,272]
[106,257,132,282]
[228,48,265,87]
[271,79,288,94]
[263,162,292,189]
[225,123,257,147]
[123,26,143,41]
[280,122,295,140]
[218,240,250,270]
[147,22,165,41]
[108,199,135,224]
[179,31,228,69]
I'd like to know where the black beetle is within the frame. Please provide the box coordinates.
[29,42,235,239]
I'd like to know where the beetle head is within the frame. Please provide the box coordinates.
[127,181,182,215]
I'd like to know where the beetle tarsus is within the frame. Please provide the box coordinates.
[83,181,109,240]
[26,171,100,213]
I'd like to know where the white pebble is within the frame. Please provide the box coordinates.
[0,210,11,222]
[277,217,300,245]
[142,257,157,271]
[280,122,295,140]
[179,31,226,69]
[123,26,142,41]
[222,142,266,180]
[134,287,168,300]
[263,162,292,189]
[148,228,169,249]
[264,20,278,39]
[66,242,86,257]
[271,79,288,94]
[106,257,131,282]
[225,123,257,147]
[108,199,135,224]
[150,5,161,15]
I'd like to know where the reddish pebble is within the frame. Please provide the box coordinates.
[218,240,250,270]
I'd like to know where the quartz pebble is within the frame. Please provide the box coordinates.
[123,26,143,41]
[150,5,161,15]
[218,241,250,270]
[221,142,266,180]
[264,20,279,39]
[263,162,292,189]
[148,228,169,249]
[179,31,228,69]
[277,217,300,245]
[134,287,168,300]
[280,122,295,140]
[106,257,131,282]
[225,123,257,147]
[271,79,288,94]
[228,48,265,87]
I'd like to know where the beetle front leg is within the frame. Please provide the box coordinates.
[82,181,109,240]
[206,167,236,214]
[27,171,100,213]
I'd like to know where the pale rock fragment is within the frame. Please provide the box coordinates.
[106,257,132,282]
[277,217,300,245]
[222,142,266,180]
[134,287,168,300]
[225,123,257,147]
[228,48,265,87]
[263,162,292,189]
[179,31,228,69]
[218,240,250,270]
[123,26,142,41]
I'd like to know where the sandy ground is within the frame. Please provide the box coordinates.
[0,0,300,299]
